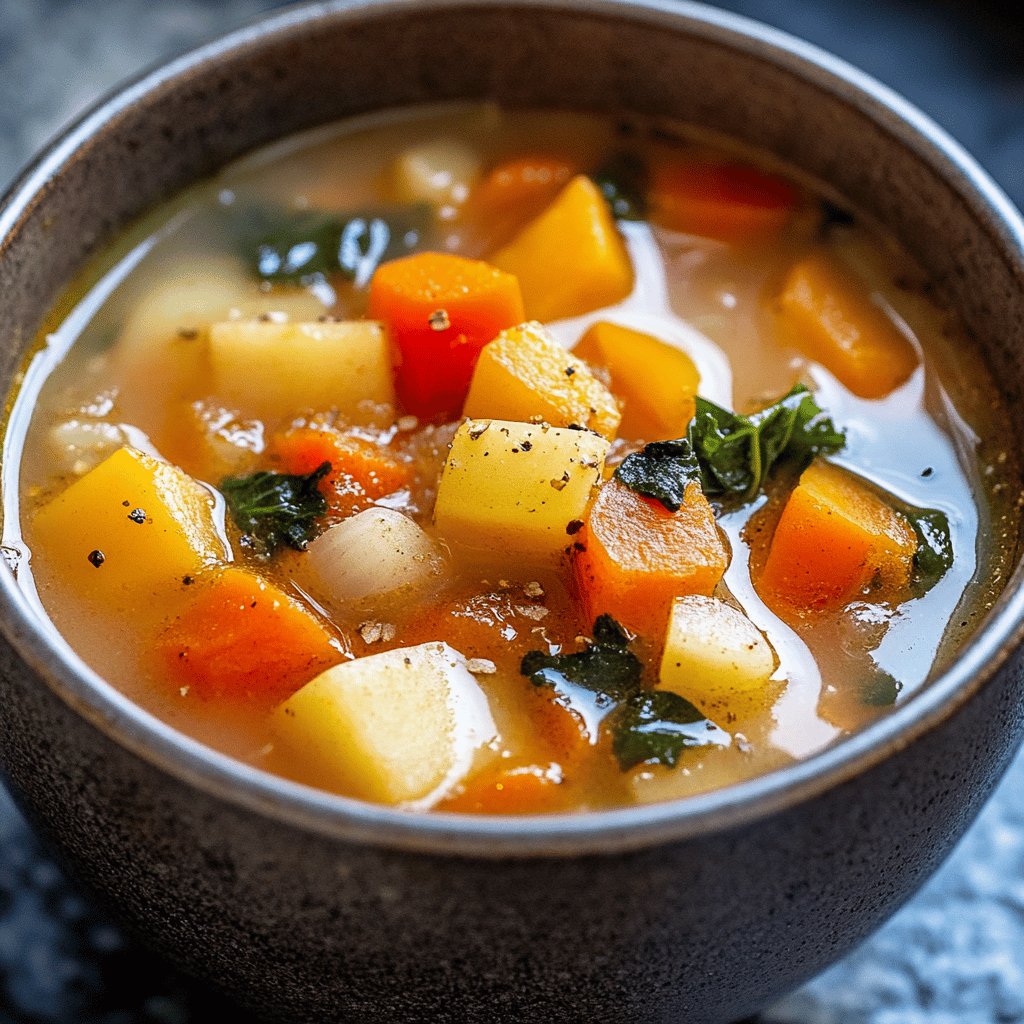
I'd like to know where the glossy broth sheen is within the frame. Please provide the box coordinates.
[4,104,1017,813]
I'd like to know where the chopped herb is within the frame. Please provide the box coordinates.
[614,385,845,510]
[591,152,647,221]
[239,204,433,287]
[860,669,903,707]
[614,438,701,512]
[611,691,731,769]
[689,385,846,501]
[521,614,642,701]
[220,462,330,554]
[902,505,954,594]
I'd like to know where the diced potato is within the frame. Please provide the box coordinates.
[491,175,633,321]
[463,321,620,438]
[208,320,395,419]
[272,642,497,805]
[659,596,777,718]
[575,321,700,439]
[30,446,225,613]
[302,508,448,618]
[47,419,127,476]
[757,459,917,611]
[434,419,609,560]
[391,140,481,206]
[776,253,919,399]
[573,478,728,638]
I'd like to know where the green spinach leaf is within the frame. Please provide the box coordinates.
[241,204,433,286]
[220,461,330,554]
[613,438,701,512]
[611,691,731,769]
[860,669,903,707]
[591,153,648,221]
[903,505,954,593]
[521,615,642,702]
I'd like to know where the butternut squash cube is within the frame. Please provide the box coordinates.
[31,446,225,614]
[573,478,727,638]
[575,321,700,439]
[491,175,633,321]
[272,642,497,805]
[463,321,620,438]
[776,253,919,399]
[659,596,777,718]
[434,419,609,560]
[208,320,395,419]
[757,459,917,611]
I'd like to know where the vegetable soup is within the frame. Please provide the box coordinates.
[4,105,1017,813]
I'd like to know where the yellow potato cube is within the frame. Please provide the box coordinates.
[272,642,497,805]
[391,139,481,206]
[491,175,633,321]
[463,321,620,439]
[434,419,609,560]
[575,321,700,439]
[208,320,395,419]
[659,596,777,717]
[30,447,225,614]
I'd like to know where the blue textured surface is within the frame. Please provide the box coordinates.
[0,1,1021,1020]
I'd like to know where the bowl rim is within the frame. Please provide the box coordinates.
[2,0,1024,859]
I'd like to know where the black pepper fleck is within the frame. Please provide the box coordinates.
[182,576,194,586]
[87,550,105,568]
[921,467,934,478]
[566,519,584,535]
[127,508,147,524]
[521,440,533,451]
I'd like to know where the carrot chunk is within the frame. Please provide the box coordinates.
[270,426,408,517]
[438,764,565,814]
[757,460,917,611]
[158,566,343,702]
[573,477,728,638]
[776,253,919,399]
[471,155,576,219]
[649,160,797,242]
[367,252,524,420]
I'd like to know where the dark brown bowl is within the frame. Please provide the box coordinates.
[1,2,1024,1021]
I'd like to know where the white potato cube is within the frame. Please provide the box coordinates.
[433,419,609,560]
[208,319,395,419]
[303,508,448,617]
[659,596,777,717]
[272,642,497,806]
[392,140,481,207]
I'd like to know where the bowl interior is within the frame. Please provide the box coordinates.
[1,0,1023,855]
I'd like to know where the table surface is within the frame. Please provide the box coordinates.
[1,1,1022,1021]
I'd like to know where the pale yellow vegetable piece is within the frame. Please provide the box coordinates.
[434,418,609,560]
[463,321,620,438]
[272,642,497,806]
[575,321,700,439]
[659,595,777,717]
[391,139,481,206]
[30,446,225,613]
[302,508,448,618]
[491,175,633,321]
[208,320,395,419]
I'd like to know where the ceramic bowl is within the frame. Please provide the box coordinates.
[1,2,1023,1021]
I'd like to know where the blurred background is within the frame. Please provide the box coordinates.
[0,1,1022,1021]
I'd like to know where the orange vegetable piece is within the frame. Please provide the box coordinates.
[757,460,917,611]
[573,477,728,638]
[438,764,565,814]
[271,427,408,517]
[158,566,343,702]
[649,159,797,242]
[471,155,576,218]
[574,321,700,439]
[367,252,524,420]
[776,253,919,399]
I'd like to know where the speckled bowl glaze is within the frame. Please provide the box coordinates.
[1,2,1024,1021]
